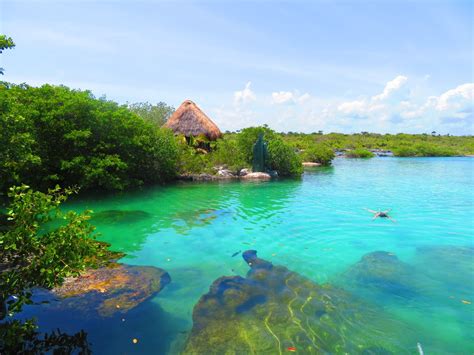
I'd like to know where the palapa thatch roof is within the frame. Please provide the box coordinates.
[164,100,222,140]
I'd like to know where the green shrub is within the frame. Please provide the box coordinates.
[176,138,213,174]
[392,143,457,157]
[267,138,303,176]
[392,145,418,157]
[211,135,247,173]
[346,148,374,158]
[301,145,335,165]
[128,101,174,126]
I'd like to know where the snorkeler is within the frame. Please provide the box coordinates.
[365,208,396,223]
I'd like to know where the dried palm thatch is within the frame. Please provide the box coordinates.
[164,100,222,140]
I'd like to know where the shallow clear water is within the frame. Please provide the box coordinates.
[21,157,474,354]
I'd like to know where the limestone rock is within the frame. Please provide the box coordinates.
[183,250,409,354]
[240,172,271,180]
[52,264,171,317]
[238,168,250,176]
[302,162,322,167]
[217,169,234,178]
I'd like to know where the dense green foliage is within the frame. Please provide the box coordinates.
[176,134,248,175]
[267,138,303,176]
[0,82,179,194]
[300,145,335,165]
[128,101,174,126]
[211,135,247,172]
[282,132,473,157]
[345,148,375,158]
[0,35,15,75]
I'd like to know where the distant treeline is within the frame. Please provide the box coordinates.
[278,132,474,157]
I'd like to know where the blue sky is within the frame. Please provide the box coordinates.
[1,0,473,134]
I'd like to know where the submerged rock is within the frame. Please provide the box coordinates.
[52,264,170,317]
[183,250,409,354]
[340,251,416,298]
[414,245,474,294]
[91,209,151,224]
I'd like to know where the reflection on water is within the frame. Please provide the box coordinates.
[9,158,474,354]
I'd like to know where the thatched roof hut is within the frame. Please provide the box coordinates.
[164,100,222,140]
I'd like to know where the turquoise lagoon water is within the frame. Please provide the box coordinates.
[23,158,473,354]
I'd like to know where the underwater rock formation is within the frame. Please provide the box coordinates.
[52,264,170,317]
[340,251,417,298]
[183,250,409,354]
[91,210,151,224]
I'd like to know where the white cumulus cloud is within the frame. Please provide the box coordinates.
[271,91,311,105]
[337,100,366,114]
[372,75,408,101]
[234,81,256,105]
[337,75,409,117]
[213,78,473,135]
[272,91,294,104]
[435,83,474,111]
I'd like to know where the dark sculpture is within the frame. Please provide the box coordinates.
[252,133,269,172]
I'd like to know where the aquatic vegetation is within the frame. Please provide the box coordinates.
[168,207,233,234]
[91,209,151,224]
[183,250,411,354]
[0,82,179,193]
[52,264,171,317]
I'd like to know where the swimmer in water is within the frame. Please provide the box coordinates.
[365,208,396,223]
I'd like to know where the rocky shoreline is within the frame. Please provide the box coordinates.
[178,167,275,181]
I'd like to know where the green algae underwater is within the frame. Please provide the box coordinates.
[16,157,474,354]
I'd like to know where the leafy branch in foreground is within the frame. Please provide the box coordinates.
[0,185,121,353]
[0,185,118,315]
